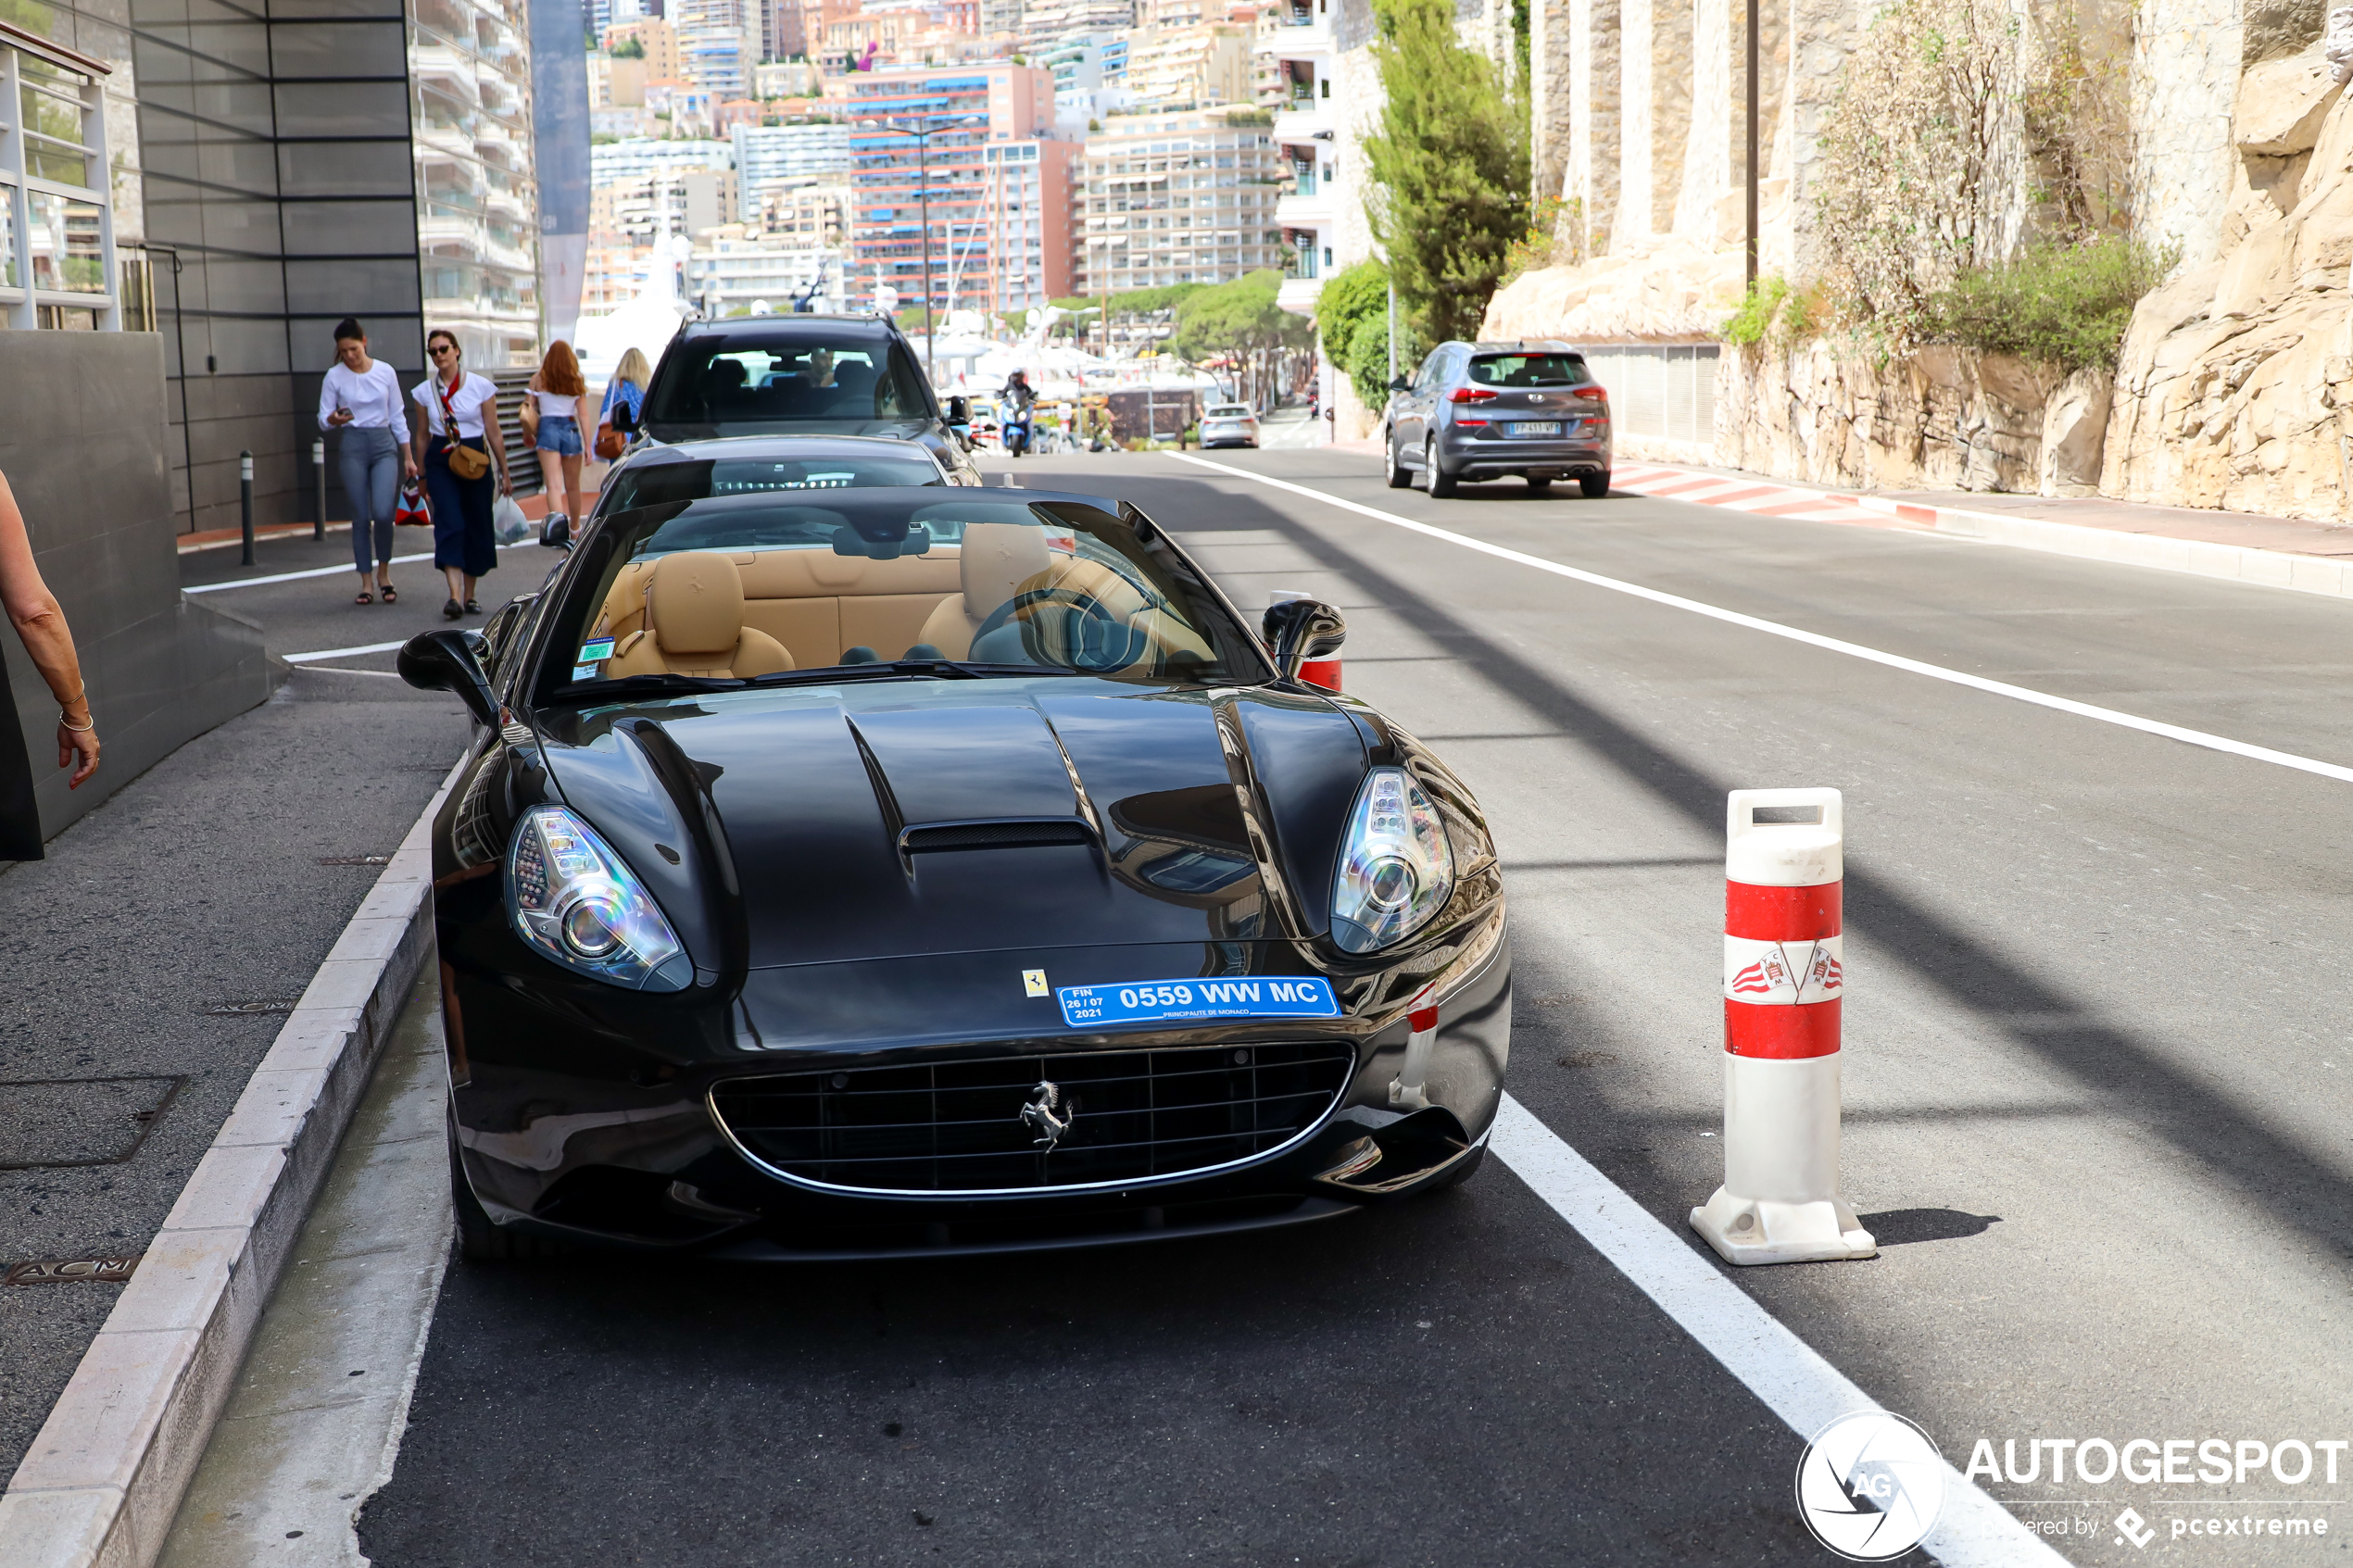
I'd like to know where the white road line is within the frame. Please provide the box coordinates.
[1168,452,2353,787]
[293,664,405,678]
[283,639,408,663]
[1489,1096,2066,1567]
[184,553,438,592]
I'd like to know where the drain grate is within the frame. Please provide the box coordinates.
[0,1077,184,1169]
[205,999,299,1016]
[4,1255,142,1286]
[316,855,392,866]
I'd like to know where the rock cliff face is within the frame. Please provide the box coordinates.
[1481,233,1748,343]
[2102,40,2353,520]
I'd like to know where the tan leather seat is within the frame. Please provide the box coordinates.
[606,551,794,678]
[915,523,1051,659]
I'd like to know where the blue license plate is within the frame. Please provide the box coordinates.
[1057,976,1340,1028]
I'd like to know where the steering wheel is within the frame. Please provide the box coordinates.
[970,584,1143,671]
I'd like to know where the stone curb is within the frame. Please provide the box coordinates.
[1846,495,2353,602]
[0,757,465,1568]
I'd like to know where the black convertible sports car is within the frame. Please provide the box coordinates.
[400,478,1511,1259]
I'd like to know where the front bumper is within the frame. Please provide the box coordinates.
[440,921,1511,1257]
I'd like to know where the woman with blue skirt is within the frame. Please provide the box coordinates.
[405,329,512,620]
[319,317,410,606]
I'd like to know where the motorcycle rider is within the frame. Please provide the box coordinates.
[1000,369,1038,458]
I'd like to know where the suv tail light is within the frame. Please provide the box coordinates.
[1447,386,1499,404]
[1577,386,1608,404]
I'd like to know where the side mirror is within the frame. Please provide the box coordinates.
[946,395,971,425]
[1261,598,1345,683]
[540,512,571,548]
[1389,375,1411,393]
[611,401,637,433]
[398,628,499,725]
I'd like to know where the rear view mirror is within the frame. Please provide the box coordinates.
[1262,598,1345,683]
[611,401,637,433]
[831,521,931,560]
[540,513,571,548]
[946,395,972,426]
[398,629,499,725]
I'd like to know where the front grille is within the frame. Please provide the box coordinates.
[711,1041,1355,1193]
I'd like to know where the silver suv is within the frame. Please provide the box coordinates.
[1383,340,1612,497]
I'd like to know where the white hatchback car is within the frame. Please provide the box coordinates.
[1200,404,1261,448]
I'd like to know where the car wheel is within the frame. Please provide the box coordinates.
[1527,476,1553,495]
[1384,431,1412,488]
[1426,439,1457,497]
[1581,470,1611,498]
[449,1102,568,1262]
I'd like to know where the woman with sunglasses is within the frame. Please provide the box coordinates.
[405,330,512,619]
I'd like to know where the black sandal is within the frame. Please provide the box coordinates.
[355,590,373,606]
[380,583,397,604]
[464,599,482,615]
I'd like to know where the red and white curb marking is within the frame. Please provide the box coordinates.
[1610,464,1900,529]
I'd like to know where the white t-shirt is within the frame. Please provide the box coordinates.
[532,388,579,419]
[411,370,499,440]
[319,360,403,431]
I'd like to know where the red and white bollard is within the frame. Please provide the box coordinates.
[1268,588,1342,691]
[1690,787,1878,1266]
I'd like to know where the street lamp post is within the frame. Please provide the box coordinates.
[858,114,988,380]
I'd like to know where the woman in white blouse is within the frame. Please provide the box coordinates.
[319,318,411,606]
[406,329,512,620]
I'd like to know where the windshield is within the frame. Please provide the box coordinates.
[1467,352,1588,387]
[532,489,1269,699]
[599,452,942,512]
[644,332,934,427]
[1206,406,1252,418]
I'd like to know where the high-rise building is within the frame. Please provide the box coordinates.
[688,223,847,314]
[1255,0,1339,313]
[754,181,852,247]
[591,136,737,188]
[605,17,684,81]
[1076,104,1282,294]
[733,121,853,221]
[826,64,1073,326]
[1122,23,1252,109]
[675,0,753,100]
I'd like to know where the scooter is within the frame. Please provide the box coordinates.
[1002,403,1034,458]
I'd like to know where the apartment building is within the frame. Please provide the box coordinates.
[826,63,1074,320]
[1122,24,1252,110]
[688,224,848,314]
[604,17,683,82]
[1075,104,1283,294]
[674,0,752,101]
[733,120,853,220]
[754,182,853,247]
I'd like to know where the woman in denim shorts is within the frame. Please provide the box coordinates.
[529,340,588,533]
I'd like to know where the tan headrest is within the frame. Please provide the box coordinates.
[960,523,1050,621]
[648,550,745,656]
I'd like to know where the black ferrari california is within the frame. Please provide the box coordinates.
[400,474,1511,1260]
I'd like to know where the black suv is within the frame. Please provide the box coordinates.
[1383,339,1612,497]
[620,313,982,484]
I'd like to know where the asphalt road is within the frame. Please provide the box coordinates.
[233,446,2353,1564]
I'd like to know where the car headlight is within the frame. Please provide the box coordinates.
[506,806,693,991]
[1331,767,1454,953]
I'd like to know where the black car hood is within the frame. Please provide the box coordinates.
[535,679,1366,972]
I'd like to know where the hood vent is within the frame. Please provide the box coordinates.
[900,819,1095,856]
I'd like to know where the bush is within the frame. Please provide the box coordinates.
[1719,276,1790,347]
[1924,237,2171,371]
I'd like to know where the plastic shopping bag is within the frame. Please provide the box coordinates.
[492,493,530,546]
[394,481,430,527]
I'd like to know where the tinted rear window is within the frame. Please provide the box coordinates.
[1468,353,1588,387]
[646,332,934,425]
[601,453,942,511]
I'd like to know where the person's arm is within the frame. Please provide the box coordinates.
[404,384,426,479]
[319,369,350,430]
[0,472,97,787]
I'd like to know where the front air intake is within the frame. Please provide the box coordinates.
[900,819,1094,855]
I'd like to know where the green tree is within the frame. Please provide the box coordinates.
[1362,0,1529,344]
[1315,258,1414,411]
[610,34,645,56]
[1165,270,1316,409]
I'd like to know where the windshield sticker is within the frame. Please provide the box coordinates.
[1056,976,1340,1028]
[580,637,616,660]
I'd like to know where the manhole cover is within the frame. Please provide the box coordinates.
[4,1255,141,1286]
[205,999,299,1016]
[0,1076,184,1169]
[316,855,391,866]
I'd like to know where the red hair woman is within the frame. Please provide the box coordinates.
[530,341,589,534]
